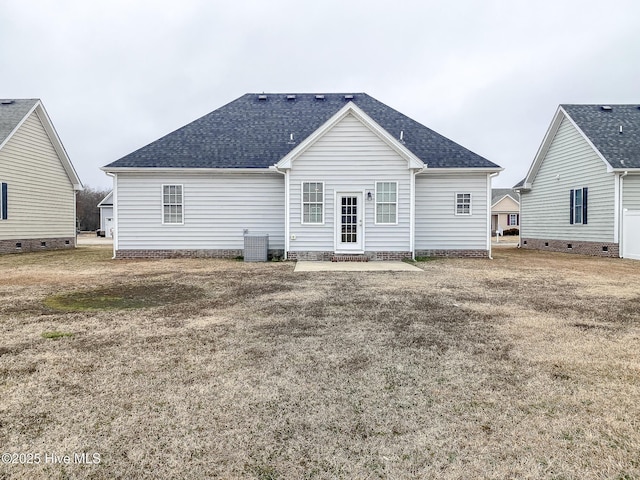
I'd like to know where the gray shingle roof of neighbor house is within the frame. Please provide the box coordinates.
[562,104,640,169]
[104,93,500,170]
[0,99,39,145]
[491,188,519,204]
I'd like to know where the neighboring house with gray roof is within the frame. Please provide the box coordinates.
[97,191,114,238]
[491,188,520,235]
[102,93,502,260]
[517,104,640,259]
[0,99,82,254]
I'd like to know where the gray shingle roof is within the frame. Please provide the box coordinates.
[492,188,519,204]
[0,99,39,145]
[562,104,640,169]
[105,93,499,170]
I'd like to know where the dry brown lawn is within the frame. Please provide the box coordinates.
[0,245,639,479]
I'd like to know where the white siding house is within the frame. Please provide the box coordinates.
[103,93,501,260]
[0,99,82,254]
[518,104,640,259]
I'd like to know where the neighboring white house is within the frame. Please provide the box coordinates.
[98,191,114,238]
[517,104,640,259]
[491,188,520,235]
[0,99,82,254]
[102,93,502,260]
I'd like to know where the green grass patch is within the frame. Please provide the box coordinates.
[41,331,74,340]
[44,283,204,312]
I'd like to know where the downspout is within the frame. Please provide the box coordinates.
[488,172,499,260]
[271,166,289,260]
[619,171,628,257]
[409,168,418,260]
[105,172,117,259]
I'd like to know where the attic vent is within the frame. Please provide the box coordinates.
[344,95,354,100]
[286,95,296,100]
[0,100,14,105]
[315,95,325,100]
[258,95,268,101]
[601,105,612,111]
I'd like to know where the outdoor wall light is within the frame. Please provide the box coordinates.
[367,191,373,201]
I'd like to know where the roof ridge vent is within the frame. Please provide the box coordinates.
[601,105,612,111]
[0,100,15,105]
[315,95,325,100]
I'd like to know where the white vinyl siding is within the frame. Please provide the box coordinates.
[520,117,615,242]
[0,111,76,240]
[116,173,285,250]
[622,175,640,210]
[415,173,488,250]
[288,113,411,252]
[375,181,397,224]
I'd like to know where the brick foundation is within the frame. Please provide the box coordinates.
[415,249,490,258]
[115,249,284,260]
[521,238,619,257]
[0,237,75,255]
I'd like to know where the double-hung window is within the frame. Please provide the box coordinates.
[376,182,397,224]
[508,213,519,226]
[455,193,471,215]
[302,182,323,224]
[0,182,7,220]
[162,185,183,224]
[570,188,588,225]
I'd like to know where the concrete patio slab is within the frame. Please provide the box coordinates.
[294,261,423,272]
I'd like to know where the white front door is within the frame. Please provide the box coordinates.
[336,192,363,252]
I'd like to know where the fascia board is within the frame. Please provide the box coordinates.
[275,101,425,170]
[560,107,614,172]
[417,167,503,174]
[524,106,565,187]
[491,194,520,209]
[34,102,83,190]
[101,167,277,174]
[525,106,614,186]
[0,100,39,152]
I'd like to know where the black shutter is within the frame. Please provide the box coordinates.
[569,189,574,224]
[582,187,588,224]
[517,214,520,226]
[1,183,7,220]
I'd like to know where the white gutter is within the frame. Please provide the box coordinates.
[409,166,425,260]
[488,172,500,260]
[105,172,117,259]
[618,171,628,257]
[270,165,289,259]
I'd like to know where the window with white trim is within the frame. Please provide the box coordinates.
[0,182,7,220]
[302,182,323,224]
[376,182,397,224]
[455,193,471,215]
[508,213,519,226]
[570,187,588,225]
[162,185,183,224]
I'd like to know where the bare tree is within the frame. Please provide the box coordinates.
[76,186,111,232]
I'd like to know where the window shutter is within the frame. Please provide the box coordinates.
[1,183,7,220]
[569,189,574,225]
[507,215,511,226]
[582,187,588,224]
[517,214,520,226]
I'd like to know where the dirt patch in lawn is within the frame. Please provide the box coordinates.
[44,282,205,311]
[0,245,639,479]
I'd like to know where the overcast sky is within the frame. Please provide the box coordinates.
[2,0,639,190]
